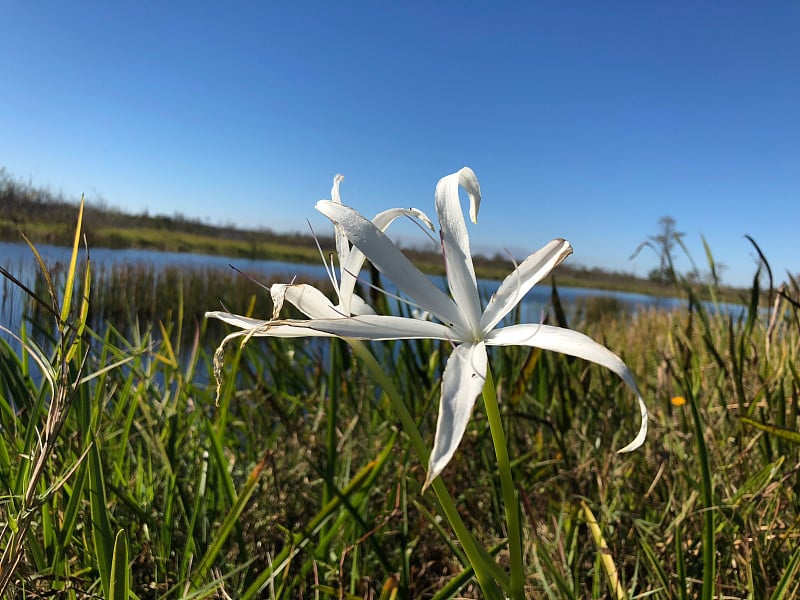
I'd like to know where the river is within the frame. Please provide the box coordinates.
[1,240,742,341]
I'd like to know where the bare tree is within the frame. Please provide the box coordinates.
[630,216,685,284]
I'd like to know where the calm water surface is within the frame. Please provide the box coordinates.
[1,240,741,338]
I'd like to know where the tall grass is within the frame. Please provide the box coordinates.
[1,223,799,598]
[14,261,334,349]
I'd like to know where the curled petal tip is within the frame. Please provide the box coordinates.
[616,395,648,453]
[421,472,436,494]
[410,207,435,232]
[457,167,481,224]
[423,459,444,493]
[331,174,345,204]
[270,284,288,320]
[555,239,574,265]
[422,457,447,493]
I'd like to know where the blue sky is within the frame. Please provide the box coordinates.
[2,2,798,288]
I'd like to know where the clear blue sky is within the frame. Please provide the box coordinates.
[2,2,798,288]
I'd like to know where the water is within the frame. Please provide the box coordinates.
[1,240,330,336]
[0,240,329,284]
[1,240,743,342]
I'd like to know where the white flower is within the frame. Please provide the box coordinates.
[208,168,647,487]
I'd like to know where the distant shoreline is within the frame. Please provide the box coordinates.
[1,170,752,304]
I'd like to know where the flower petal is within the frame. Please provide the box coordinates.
[425,341,488,489]
[339,206,435,314]
[272,283,343,319]
[273,314,459,341]
[331,174,349,267]
[205,311,265,329]
[316,200,465,330]
[346,293,376,316]
[328,174,359,312]
[435,168,482,333]
[486,324,647,452]
[372,207,435,233]
[205,311,338,338]
[479,239,573,333]
[618,395,648,453]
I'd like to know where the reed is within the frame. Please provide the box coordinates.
[16,261,334,347]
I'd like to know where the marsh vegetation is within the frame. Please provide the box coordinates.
[1,171,798,598]
[1,211,799,599]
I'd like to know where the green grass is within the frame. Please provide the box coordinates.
[1,220,799,598]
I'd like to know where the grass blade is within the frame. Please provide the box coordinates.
[89,438,114,598]
[686,383,715,600]
[769,546,800,600]
[581,500,628,600]
[60,194,85,324]
[189,449,270,588]
[740,416,800,445]
[109,529,130,600]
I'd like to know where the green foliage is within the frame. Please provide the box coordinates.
[1,225,799,598]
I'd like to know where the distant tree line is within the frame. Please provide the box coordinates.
[0,167,332,250]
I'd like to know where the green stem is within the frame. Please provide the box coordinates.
[686,375,715,600]
[482,364,525,599]
[348,340,508,598]
[321,338,342,550]
[324,340,340,507]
